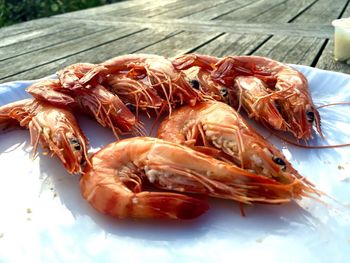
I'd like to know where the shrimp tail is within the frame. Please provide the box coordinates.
[26,80,76,107]
[118,192,209,220]
[80,165,209,220]
[172,54,218,70]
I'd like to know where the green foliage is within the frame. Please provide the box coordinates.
[0,0,121,27]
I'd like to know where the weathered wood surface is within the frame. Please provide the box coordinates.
[1,0,350,82]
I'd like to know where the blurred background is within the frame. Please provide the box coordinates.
[0,0,122,27]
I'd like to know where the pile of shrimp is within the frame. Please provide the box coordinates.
[0,53,327,220]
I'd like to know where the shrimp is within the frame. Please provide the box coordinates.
[106,73,165,115]
[26,79,142,138]
[158,101,309,185]
[172,54,322,140]
[58,63,106,90]
[233,76,287,131]
[0,99,88,174]
[58,54,202,112]
[184,66,234,104]
[80,137,319,219]
[75,84,141,136]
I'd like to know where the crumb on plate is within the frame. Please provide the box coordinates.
[256,238,264,243]
[338,165,344,170]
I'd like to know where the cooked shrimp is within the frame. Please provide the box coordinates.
[0,99,88,174]
[106,73,165,115]
[59,54,202,112]
[233,76,287,131]
[27,79,142,138]
[58,63,106,90]
[172,54,322,140]
[184,67,234,104]
[80,137,319,220]
[187,73,286,130]
[75,84,141,137]
[158,101,307,184]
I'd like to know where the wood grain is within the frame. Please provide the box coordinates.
[1,28,180,81]
[0,26,145,80]
[0,0,349,81]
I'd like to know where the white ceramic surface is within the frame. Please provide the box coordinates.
[0,66,349,263]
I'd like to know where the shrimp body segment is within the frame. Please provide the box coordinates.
[158,101,311,186]
[58,63,106,90]
[233,76,287,131]
[106,73,165,113]
[0,99,88,174]
[214,56,322,140]
[81,137,317,220]
[172,54,322,140]
[27,79,140,138]
[81,137,212,219]
[61,55,202,112]
[102,54,201,108]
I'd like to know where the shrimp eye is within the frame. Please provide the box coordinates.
[126,103,136,112]
[273,156,286,171]
[189,79,200,89]
[74,144,81,151]
[69,138,81,151]
[273,156,285,165]
[220,88,228,97]
[306,110,315,123]
[275,101,282,114]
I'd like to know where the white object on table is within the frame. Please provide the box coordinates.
[332,17,350,63]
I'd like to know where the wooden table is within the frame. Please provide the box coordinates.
[1,0,350,83]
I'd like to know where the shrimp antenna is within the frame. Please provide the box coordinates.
[316,101,350,109]
[133,120,146,137]
[265,101,350,149]
[269,128,350,149]
[149,102,167,136]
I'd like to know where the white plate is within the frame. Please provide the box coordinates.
[0,66,349,263]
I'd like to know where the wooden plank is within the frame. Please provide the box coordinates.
[105,0,183,17]
[0,26,145,80]
[184,0,256,20]
[1,29,223,81]
[292,0,348,23]
[0,23,105,61]
[248,0,347,68]
[127,0,193,18]
[150,0,230,19]
[315,1,350,73]
[55,0,155,18]
[252,0,317,23]
[283,0,349,69]
[0,21,97,48]
[216,0,287,21]
[340,1,350,17]
[252,35,325,65]
[315,40,350,74]
[57,0,187,19]
[0,18,64,39]
[193,33,270,56]
[0,28,181,82]
[53,16,333,38]
[1,0,346,82]
[136,31,223,57]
